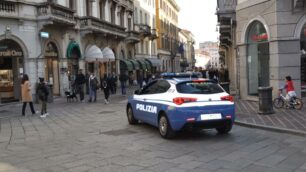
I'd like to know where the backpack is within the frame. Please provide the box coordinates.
[37,83,49,100]
[102,80,108,89]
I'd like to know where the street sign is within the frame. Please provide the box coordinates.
[40,32,49,38]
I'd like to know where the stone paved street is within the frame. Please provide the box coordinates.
[236,99,306,135]
[1,93,306,171]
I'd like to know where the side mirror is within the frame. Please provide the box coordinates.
[134,90,141,95]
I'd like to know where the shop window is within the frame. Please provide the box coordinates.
[300,24,306,97]
[247,21,269,95]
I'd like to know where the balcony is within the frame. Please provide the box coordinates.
[0,1,18,18]
[125,29,140,43]
[121,0,134,11]
[80,16,126,38]
[136,24,152,38]
[37,2,75,26]
[150,29,158,40]
[216,0,236,14]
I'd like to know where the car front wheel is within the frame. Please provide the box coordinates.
[216,122,232,134]
[159,115,175,139]
[127,105,138,125]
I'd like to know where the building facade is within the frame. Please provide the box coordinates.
[217,0,306,99]
[199,42,220,69]
[133,0,159,81]
[178,29,196,72]
[0,0,135,103]
[155,0,180,73]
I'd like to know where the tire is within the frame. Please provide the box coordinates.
[216,122,232,134]
[158,115,175,139]
[127,105,138,125]
[292,98,303,110]
[273,98,284,109]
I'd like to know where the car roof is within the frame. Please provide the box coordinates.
[161,72,201,79]
[164,78,218,85]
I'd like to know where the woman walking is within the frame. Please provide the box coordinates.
[21,74,36,116]
[101,74,110,104]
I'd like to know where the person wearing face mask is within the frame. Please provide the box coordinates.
[88,73,98,102]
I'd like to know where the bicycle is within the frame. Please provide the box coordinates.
[273,89,303,110]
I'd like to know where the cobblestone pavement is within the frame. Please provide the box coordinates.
[1,92,306,171]
[236,99,306,134]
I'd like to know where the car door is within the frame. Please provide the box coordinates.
[142,80,171,126]
[132,81,158,122]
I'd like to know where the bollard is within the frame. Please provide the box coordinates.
[258,86,274,114]
[47,84,53,103]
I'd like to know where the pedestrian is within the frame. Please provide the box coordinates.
[75,69,86,102]
[36,77,49,117]
[101,74,110,104]
[110,72,117,94]
[119,72,128,96]
[88,73,98,102]
[138,73,144,88]
[21,74,36,116]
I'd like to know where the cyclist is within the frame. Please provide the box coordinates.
[284,76,297,107]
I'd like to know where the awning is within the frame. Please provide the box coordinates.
[102,47,115,62]
[67,41,81,58]
[145,58,161,67]
[137,60,147,70]
[144,60,151,70]
[129,59,140,70]
[85,45,104,62]
[120,59,134,71]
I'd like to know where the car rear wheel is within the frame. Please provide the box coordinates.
[159,115,175,139]
[127,105,138,125]
[216,122,232,134]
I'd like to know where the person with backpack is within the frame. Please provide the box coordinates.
[88,73,98,102]
[36,77,49,117]
[101,74,110,104]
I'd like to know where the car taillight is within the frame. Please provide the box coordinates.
[173,97,197,105]
[221,95,234,102]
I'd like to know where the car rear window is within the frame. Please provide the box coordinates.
[176,81,224,94]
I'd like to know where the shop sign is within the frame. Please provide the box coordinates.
[0,50,23,57]
[251,33,268,42]
[45,42,58,57]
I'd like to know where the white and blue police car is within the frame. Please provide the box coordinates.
[126,78,235,138]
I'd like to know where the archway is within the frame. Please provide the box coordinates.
[66,41,81,81]
[0,39,24,102]
[246,21,270,95]
[300,24,306,97]
[44,41,60,95]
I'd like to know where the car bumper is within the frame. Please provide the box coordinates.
[167,105,235,131]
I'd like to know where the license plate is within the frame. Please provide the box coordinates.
[200,113,222,120]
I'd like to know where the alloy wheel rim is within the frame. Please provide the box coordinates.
[128,108,132,121]
[159,117,167,135]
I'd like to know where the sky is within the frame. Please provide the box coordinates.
[176,0,218,48]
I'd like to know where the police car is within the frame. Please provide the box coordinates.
[126,78,235,138]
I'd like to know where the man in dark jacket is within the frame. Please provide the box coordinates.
[36,77,49,117]
[75,69,86,102]
[119,73,128,96]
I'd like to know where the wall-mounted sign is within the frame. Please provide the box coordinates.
[45,42,58,58]
[251,33,268,42]
[0,50,23,57]
[40,32,49,38]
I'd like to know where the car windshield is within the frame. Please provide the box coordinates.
[176,81,224,94]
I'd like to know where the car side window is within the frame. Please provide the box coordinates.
[140,80,170,95]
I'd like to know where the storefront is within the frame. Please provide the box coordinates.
[145,58,161,74]
[101,47,115,76]
[44,42,60,95]
[246,21,269,95]
[84,45,104,78]
[66,41,81,82]
[300,24,306,97]
[0,39,23,102]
